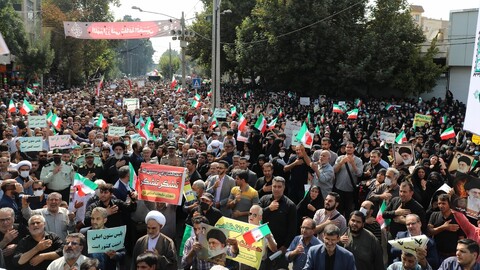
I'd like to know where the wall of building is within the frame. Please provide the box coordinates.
[449,66,471,104]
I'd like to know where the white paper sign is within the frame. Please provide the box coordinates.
[108,126,126,136]
[299,97,311,106]
[284,120,303,147]
[379,131,396,144]
[136,80,145,87]
[48,135,72,150]
[28,115,47,128]
[213,108,228,119]
[19,137,43,152]
[388,235,428,256]
[123,98,139,111]
[464,9,480,135]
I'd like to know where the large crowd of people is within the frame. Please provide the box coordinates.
[0,79,479,270]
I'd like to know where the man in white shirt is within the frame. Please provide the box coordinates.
[47,233,88,270]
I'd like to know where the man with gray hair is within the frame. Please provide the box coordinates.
[47,233,88,270]
[0,207,27,268]
[310,150,335,200]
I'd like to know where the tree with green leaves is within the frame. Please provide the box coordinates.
[158,49,181,79]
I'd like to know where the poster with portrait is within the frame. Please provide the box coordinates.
[197,223,229,264]
[448,151,474,174]
[393,144,415,167]
[453,172,480,218]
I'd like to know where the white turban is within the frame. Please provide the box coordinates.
[145,210,166,227]
[16,160,32,171]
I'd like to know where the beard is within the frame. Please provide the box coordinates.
[64,249,81,260]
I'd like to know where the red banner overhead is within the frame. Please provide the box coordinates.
[63,20,181,39]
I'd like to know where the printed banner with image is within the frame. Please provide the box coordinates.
[87,226,126,253]
[19,137,43,152]
[215,217,264,269]
[464,8,480,135]
[136,163,186,205]
[284,120,302,148]
[48,135,72,150]
[448,151,474,174]
[197,223,229,262]
[393,144,415,167]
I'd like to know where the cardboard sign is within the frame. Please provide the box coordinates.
[28,115,47,128]
[136,163,187,205]
[48,135,72,150]
[213,108,228,119]
[108,126,126,136]
[413,113,432,127]
[197,223,229,260]
[19,137,43,152]
[123,98,139,111]
[379,131,396,144]
[284,120,302,147]
[388,235,428,256]
[299,97,310,106]
[472,134,480,145]
[87,226,126,253]
[393,143,415,167]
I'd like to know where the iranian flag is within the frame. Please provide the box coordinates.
[306,112,311,124]
[127,79,133,91]
[230,106,237,117]
[179,224,195,256]
[73,173,98,197]
[8,100,16,113]
[440,126,455,140]
[242,223,271,245]
[32,83,40,89]
[433,108,440,114]
[278,109,284,118]
[178,119,187,130]
[385,104,400,111]
[254,115,267,133]
[314,125,320,135]
[267,117,277,130]
[145,117,154,131]
[320,114,325,124]
[20,99,33,115]
[243,91,251,99]
[139,125,153,140]
[332,104,343,114]
[395,130,407,144]
[175,86,183,93]
[296,122,313,148]
[151,88,156,95]
[136,116,145,129]
[207,89,212,97]
[287,92,293,98]
[50,114,63,130]
[347,109,359,120]
[439,115,447,124]
[170,75,177,89]
[376,200,390,229]
[191,100,201,109]
[96,75,104,97]
[96,113,108,129]
[26,87,35,97]
[128,162,137,189]
[210,117,218,130]
[238,113,247,132]
[194,93,201,101]
[355,98,362,107]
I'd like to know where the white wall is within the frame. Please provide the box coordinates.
[449,66,471,104]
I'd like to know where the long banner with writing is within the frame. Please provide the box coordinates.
[136,163,186,205]
[87,225,126,253]
[215,217,263,269]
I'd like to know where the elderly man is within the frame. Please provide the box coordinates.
[131,210,177,270]
[0,207,28,268]
[46,233,88,270]
[310,150,335,200]
[21,192,75,239]
[13,215,64,270]
[103,141,131,184]
[183,179,206,214]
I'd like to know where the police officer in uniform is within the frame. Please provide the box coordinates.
[40,148,75,202]
[77,152,103,181]
[160,142,183,167]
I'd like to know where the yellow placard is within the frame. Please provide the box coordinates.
[413,113,432,127]
[472,134,480,145]
[182,181,196,203]
[215,217,263,269]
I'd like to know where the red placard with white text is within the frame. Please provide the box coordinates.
[136,163,186,205]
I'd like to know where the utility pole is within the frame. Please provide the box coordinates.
[180,12,187,89]
[211,0,221,110]
[169,42,172,80]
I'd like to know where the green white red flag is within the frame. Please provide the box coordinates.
[395,130,407,144]
[376,200,390,229]
[194,93,201,101]
[267,117,277,130]
[8,100,16,113]
[332,104,343,114]
[230,106,237,117]
[26,87,35,97]
[295,122,313,148]
[139,125,153,140]
[238,113,247,132]
[50,114,63,130]
[20,99,33,115]
[191,100,201,109]
[145,117,154,131]
[314,125,320,135]
[355,98,362,107]
[440,126,455,140]
[128,162,137,190]
[254,115,267,133]
[179,224,195,256]
[439,115,447,124]
[210,117,218,130]
[96,75,104,97]
[207,89,212,97]
[96,113,108,129]
[170,75,177,89]
[242,223,272,245]
[74,173,98,196]
[347,109,359,120]
[178,119,187,130]
[278,109,284,118]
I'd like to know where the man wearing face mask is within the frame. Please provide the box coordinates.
[16,161,34,196]
[77,152,103,181]
[188,193,222,226]
[40,148,75,201]
[368,168,400,210]
[29,181,48,210]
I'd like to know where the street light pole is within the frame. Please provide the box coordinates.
[180,12,187,89]
[211,0,221,110]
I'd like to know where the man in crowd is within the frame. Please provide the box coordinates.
[103,141,131,183]
[40,148,75,202]
[310,149,335,201]
[285,218,322,270]
[254,162,275,198]
[46,233,88,270]
[387,251,433,270]
[313,192,347,239]
[284,145,313,204]
[206,160,235,217]
[238,157,257,187]
[438,239,480,269]
[321,137,338,166]
[228,169,259,222]
[258,176,296,269]
[0,207,27,268]
[13,215,64,270]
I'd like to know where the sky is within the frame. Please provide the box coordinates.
[110,0,479,64]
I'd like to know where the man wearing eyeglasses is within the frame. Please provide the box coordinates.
[46,233,87,270]
[0,207,27,269]
[13,215,64,270]
[286,218,321,270]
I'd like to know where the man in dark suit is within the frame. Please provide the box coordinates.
[103,141,131,184]
[206,160,235,217]
[113,165,133,202]
[303,224,356,270]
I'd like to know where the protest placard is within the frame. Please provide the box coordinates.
[48,135,72,150]
[123,98,139,111]
[299,97,311,106]
[379,131,396,144]
[284,120,302,147]
[388,235,428,256]
[108,126,126,136]
[19,137,43,152]
[213,108,228,119]
[136,163,186,205]
[87,226,126,254]
[215,217,263,269]
[413,113,432,127]
[28,115,47,128]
